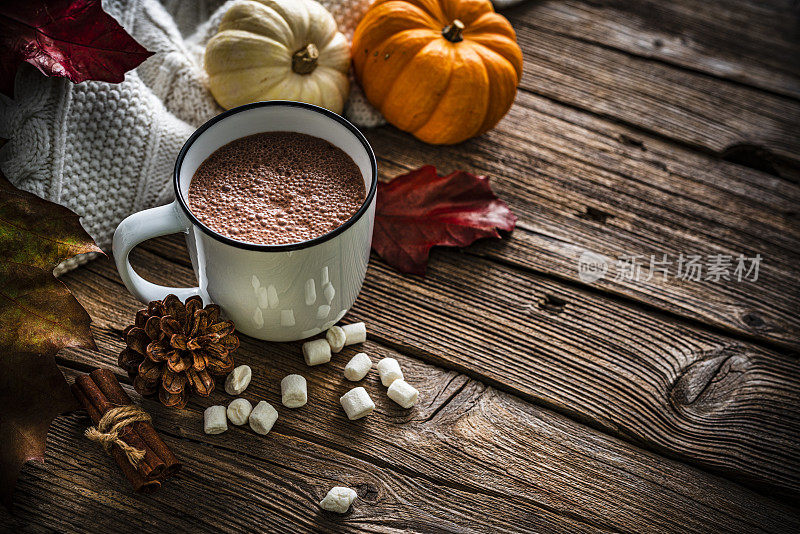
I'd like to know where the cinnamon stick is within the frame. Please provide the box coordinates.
[71,383,161,494]
[90,369,181,477]
[74,375,166,481]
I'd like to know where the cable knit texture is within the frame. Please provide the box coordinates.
[0,0,522,275]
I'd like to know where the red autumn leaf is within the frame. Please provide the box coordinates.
[372,165,517,275]
[0,0,153,98]
[0,172,101,506]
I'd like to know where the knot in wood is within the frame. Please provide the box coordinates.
[669,347,751,415]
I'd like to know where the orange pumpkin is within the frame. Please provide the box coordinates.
[352,0,523,145]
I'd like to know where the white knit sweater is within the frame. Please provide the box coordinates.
[0,0,521,274]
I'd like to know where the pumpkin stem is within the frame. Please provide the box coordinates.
[442,19,465,42]
[292,43,319,74]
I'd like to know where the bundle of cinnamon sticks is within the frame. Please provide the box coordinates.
[71,368,181,493]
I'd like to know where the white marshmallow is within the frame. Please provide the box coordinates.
[319,486,357,513]
[302,338,331,366]
[224,365,252,395]
[280,309,295,327]
[257,286,268,308]
[326,325,346,352]
[344,352,372,381]
[266,285,279,308]
[249,401,278,435]
[339,387,375,420]
[305,278,316,305]
[387,379,419,408]
[377,357,404,387]
[341,322,367,345]
[323,282,335,303]
[281,374,307,408]
[227,398,252,425]
[203,405,227,434]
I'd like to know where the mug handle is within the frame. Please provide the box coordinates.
[112,201,202,304]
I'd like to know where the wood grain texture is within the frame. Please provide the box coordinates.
[11,374,577,534]
[506,3,800,162]
[4,270,798,533]
[366,89,800,349]
[105,236,800,500]
[509,0,800,99]
[354,254,800,498]
[5,3,799,530]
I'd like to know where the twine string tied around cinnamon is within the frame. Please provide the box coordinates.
[85,405,152,467]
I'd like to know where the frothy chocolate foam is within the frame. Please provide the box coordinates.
[188,132,366,245]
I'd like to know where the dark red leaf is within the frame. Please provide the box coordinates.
[372,165,517,275]
[0,0,153,98]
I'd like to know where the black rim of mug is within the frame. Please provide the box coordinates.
[173,100,378,252]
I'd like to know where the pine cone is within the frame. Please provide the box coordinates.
[118,294,238,409]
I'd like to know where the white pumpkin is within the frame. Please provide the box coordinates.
[204,0,350,113]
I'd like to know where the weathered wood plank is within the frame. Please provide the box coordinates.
[366,89,800,349]
[509,0,800,99]
[5,3,797,531]
[507,4,800,162]
[6,268,799,533]
[112,236,800,499]
[8,371,573,534]
[357,255,800,498]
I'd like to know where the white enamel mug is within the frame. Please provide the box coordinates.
[112,101,377,341]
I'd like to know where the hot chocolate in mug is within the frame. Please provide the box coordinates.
[112,101,377,342]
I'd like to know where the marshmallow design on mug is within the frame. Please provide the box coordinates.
[281,374,308,408]
[249,401,278,435]
[227,398,253,425]
[319,486,357,513]
[303,338,331,366]
[204,405,228,434]
[341,322,367,345]
[339,387,375,420]
[387,379,419,408]
[224,365,252,395]
[377,357,403,387]
[326,325,346,352]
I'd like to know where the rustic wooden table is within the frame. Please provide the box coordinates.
[4,1,800,532]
